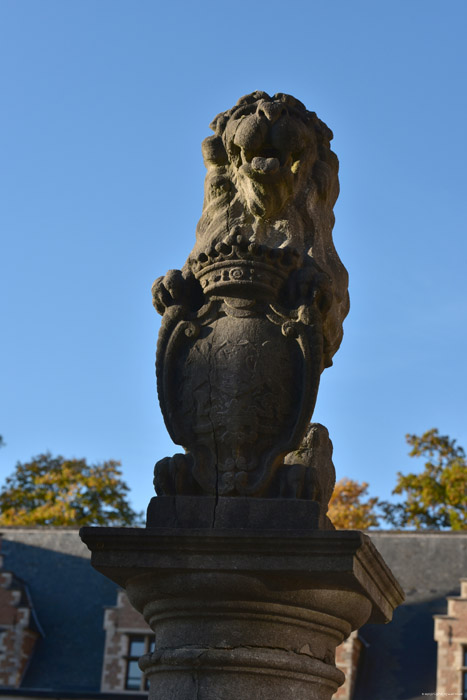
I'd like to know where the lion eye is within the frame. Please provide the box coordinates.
[232,105,256,120]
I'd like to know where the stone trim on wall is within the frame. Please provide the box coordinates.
[101,590,152,694]
[434,579,467,697]
[0,555,40,688]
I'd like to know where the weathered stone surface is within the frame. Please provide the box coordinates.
[152,92,348,502]
[149,424,337,529]
[146,495,325,529]
[80,527,404,700]
[284,423,336,528]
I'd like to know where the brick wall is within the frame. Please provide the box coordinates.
[434,579,467,696]
[334,631,362,699]
[101,589,151,693]
[0,556,39,688]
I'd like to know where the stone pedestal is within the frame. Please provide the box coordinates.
[81,527,404,699]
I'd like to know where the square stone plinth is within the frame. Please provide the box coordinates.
[81,527,403,625]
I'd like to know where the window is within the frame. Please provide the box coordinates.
[462,646,467,700]
[125,634,155,691]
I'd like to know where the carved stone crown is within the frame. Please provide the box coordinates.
[189,234,301,300]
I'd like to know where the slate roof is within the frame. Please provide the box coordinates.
[355,532,467,700]
[0,528,466,698]
[0,528,135,697]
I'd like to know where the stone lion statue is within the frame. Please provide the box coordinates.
[151,92,348,504]
[185,91,349,366]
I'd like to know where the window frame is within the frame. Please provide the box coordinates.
[124,634,155,692]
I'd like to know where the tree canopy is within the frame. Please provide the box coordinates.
[328,478,380,529]
[327,429,466,531]
[0,453,142,527]
[381,429,467,530]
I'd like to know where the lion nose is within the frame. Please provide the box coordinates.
[256,101,288,124]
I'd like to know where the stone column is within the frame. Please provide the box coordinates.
[81,92,404,697]
[81,526,403,700]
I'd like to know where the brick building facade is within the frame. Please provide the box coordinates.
[101,590,153,693]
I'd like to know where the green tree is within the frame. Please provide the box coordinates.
[0,453,143,526]
[381,429,467,530]
[328,478,380,529]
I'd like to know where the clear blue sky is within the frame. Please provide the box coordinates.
[1,0,466,516]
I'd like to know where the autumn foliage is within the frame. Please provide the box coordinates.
[381,429,467,530]
[328,478,379,529]
[0,453,142,527]
[328,429,467,531]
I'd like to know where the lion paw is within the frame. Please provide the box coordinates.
[153,453,198,496]
[152,270,203,316]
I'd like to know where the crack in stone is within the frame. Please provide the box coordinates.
[208,194,233,528]
[192,670,199,700]
[206,326,220,528]
[156,643,326,662]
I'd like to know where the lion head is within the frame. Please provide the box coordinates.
[204,91,335,220]
[186,91,349,366]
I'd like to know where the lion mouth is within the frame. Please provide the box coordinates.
[238,144,301,179]
[250,156,280,174]
[240,146,293,177]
